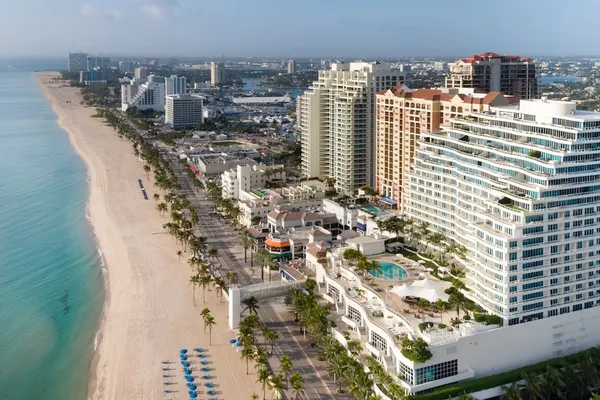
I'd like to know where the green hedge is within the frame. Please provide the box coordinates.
[415,349,590,400]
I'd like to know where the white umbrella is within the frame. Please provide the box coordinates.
[391,278,449,302]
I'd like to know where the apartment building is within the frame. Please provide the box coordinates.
[298,62,405,194]
[165,94,203,128]
[405,98,600,326]
[134,67,149,80]
[221,164,285,200]
[287,59,296,74]
[121,76,165,112]
[165,75,187,96]
[68,53,88,72]
[375,86,512,207]
[87,55,110,70]
[210,62,225,87]
[445,52,539,99]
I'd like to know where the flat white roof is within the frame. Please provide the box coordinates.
[232,96,292,104]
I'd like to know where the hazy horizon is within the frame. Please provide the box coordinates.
[3,0,600,58]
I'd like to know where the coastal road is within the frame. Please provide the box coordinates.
[159,147,344,399]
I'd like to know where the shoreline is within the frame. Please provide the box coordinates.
[37,74,112,399]
[37,72,263,399]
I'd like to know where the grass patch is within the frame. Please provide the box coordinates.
[415,349,589,399]
[505,204,526,212]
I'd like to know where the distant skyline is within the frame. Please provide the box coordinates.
[3,0,600,58]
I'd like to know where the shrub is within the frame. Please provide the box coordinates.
[418,322,434,331]
[438,323,447,329]
[401,337,433,363]
[529,150,542,158]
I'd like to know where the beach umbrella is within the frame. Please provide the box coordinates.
[229,339,237,345]
[186,376,195,383]
[180,349,188,354]
[201,360,208,365]
[180,355,188,361]
[187,383,197,390]
[182,361,190,368]
[184,368,192,375]
[194,347,204,352]
[189,392,198,399]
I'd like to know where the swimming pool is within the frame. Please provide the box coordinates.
[363,205,388,216]
[370,261,408,280]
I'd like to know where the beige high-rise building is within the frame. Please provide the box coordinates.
[298,62,404,194]
[134,67,149,80]
[210,62,225,87]
[445,52,539,99]
[287,59,296,74]
[375,86,513,208]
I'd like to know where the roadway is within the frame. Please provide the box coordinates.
[155,142,346,399]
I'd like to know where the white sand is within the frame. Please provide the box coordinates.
[37,72,263,400]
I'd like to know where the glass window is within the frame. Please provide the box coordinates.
[414,360,458,385]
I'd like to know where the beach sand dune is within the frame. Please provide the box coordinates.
[37,72,262,400]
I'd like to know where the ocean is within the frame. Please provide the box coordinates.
[0,59,104,399]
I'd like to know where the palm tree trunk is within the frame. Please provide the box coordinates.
[244,248,247,263]
[193,287,196,307]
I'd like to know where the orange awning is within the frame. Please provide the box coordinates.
[265,238,290,248]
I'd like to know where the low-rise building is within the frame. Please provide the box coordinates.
[264,227,332,260]
[193,154,258,177]
[221,164,285,200]
[267,208,340,236]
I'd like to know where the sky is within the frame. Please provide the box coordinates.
[1,0,599,58]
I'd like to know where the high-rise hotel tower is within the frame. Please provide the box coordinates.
[405,98,600,325]
[298,62,404,193]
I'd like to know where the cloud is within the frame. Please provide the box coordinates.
[80,4,123,20]
[137,0,180,21]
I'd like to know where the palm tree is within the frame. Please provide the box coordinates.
[290,372,305,400]
[256,367,271,400]
[327,353,349,393]
[251,394,259,400]
[176,250,183,262]
[540,365,565,400]
[143,164,151,178]
[269,374,285,400]
[153,193,160,202]
[242,296,260,314]
[189,274,200,306]
[520,372,543,400]
[428,232,445,253]
[266,329,278,356]
[204,315,216,345]
[458,392,475,400]
[199,274,212,303]
[156,202,168,215]
[280,355,292,389]
[214,277,228,302]
[435,299,450,324]
[590,394,600,400]
[241,345,255,375]
[240,232,254,263]
[226,271,240,286]
[501,382,523,400]
[208,247,220,268]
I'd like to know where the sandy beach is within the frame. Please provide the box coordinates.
[37,72,262,400]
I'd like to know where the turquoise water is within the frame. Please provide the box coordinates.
[0,66,104,399]
[370,261,408,280]
[363,205,388,216]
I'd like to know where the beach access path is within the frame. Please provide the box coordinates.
[37,72,263,400]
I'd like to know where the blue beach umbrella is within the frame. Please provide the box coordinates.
[180,349,188,354]
[229,339,237,344]
[184,368,192,375]
[194,347,204,352]
[186,376,194,383]
[187,383,197,390]
[182,361,191,368]
[180,355,188,361]
[189,392,197,399]
[201,360,208,365]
